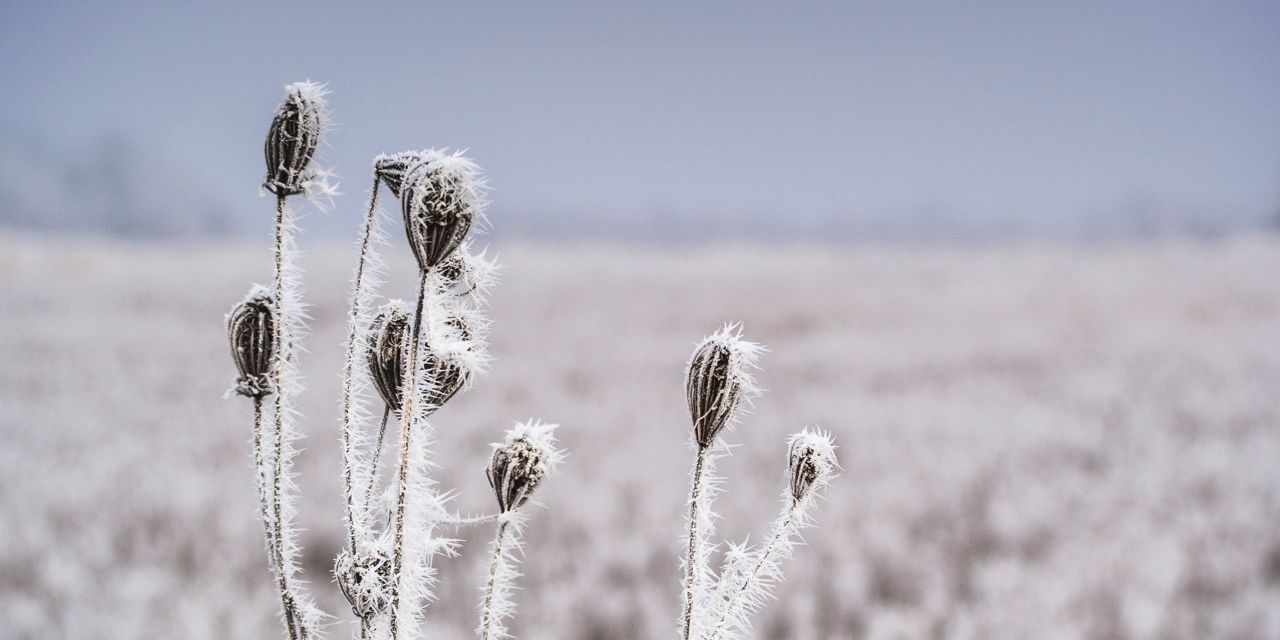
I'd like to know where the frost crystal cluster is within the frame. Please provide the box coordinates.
[224,82,563,640]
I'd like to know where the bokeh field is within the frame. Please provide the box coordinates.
[2,234,1278,639]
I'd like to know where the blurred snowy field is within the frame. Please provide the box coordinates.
[2,234,1279,639]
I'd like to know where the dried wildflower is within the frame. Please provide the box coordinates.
[335,549,394,618]
[374,151,423,198]
[227,286,276,398]
[264,81,327,196]
[368,302,412,410]
[486,421,563,513]
[420,313,475,410]
[400,151,486,271]
[787,428,838,503]
[686,324,763,448]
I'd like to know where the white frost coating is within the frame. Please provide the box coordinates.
[702,428,838,640]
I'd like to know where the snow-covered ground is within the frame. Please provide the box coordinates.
[2,234,1278,639]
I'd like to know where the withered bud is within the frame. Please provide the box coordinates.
[264,81,326,196]
[334,550,393,619]
[686,324,763,448]
[486,421,562,513]
[373,151,422,198]
[400,152,484,271]
[367,302,411,410]
[787,429,838,503]
[420,313,474,411]
[227,287,276,398]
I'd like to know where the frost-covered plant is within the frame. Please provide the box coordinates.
[226,83,563,640]
[678,325,838,640]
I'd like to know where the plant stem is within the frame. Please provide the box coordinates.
[479,520,511,640]
[364,405,391,511]
[388,271,429,640]
[682,446,710,640]
[272,193,301,640]
[340,172,383,555]
[707,508,798,640]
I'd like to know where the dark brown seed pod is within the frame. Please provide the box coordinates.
[686,325,762,448]
[400,153,483,272]
[420,313,474,410]
[485,421,562,513]
[373,151,422,199]
[334,550,393,619]
[367,302,411,410]
[263,82,326,197]
[787,429,838,503]
[227,288,276,398]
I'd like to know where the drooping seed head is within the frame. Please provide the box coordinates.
[373,151,425,199]
[263,81,328,197]
[227,286,276,398]
[367,301,412,410]
[486,420,564,513]
[787,428,838,503]
[420,312,477,411]
[400,150,487,272]
[686,323,764,448]
[334,549,394,619]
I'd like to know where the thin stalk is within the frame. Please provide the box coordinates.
[441,513,500,527]
[479,520,511,640]
[364,405,392,511]
[388,271,429,640]
[707,507,798,640]
[340,172,383,554]
[271,193,301,640]
[682,447,710,640]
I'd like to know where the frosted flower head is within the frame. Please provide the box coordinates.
[486,421,563,513]
[373,150,424,198]
[686,324,764,448]
[263,81,328,197]
[420,313,476,411]
[400,150,487,272]
[787,428,838,503]
[226,286,276,398]
[334,549,393,619]
[367,301,412,410]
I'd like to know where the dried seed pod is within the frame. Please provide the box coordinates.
[787,428,838,503]
[227,287,276,398]
[486,421,563,513]
[400,152,485,271]
[367,301,412,410]
[264,82,327,196]
[686,324,763,448]
[334,549,394,618]
[373,151,423,199]
[420,313,474,410]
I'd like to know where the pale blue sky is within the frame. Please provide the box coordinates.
[1,1,1277,238]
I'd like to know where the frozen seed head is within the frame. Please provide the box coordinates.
[420,313,475,411]
[264,81,328,197]
[367,301,412,410]
[227,286,276,398]
[787,428,838,503]
[400,150,487,272]
[373,151,424,199]
[334,549,394,619]
[686,323,764,448]
[486,420,564,513]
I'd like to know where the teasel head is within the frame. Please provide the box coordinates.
[227,286,276,399]
[686,323,764,448]
[787,428,838,504]
[367,300,412,410]
[486,420,564,513]
[400,150,487,272]
[264,81,328,197]
[334,549,394,619]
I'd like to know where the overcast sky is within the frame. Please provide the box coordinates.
[1,1,1277,239]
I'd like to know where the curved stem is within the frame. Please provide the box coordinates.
[682,447,710,640]
[707,509,798,640]
[479,520,511,640]
[364,404,392,512]
[271,194,300,640]
[388,271,429,640]
[340,172,383,554]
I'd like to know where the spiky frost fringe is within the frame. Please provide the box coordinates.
[270,197,326,637]
[681,442,731,640]
[339,170,394,553]
[478,512,528,640]
[702,429,837,640]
